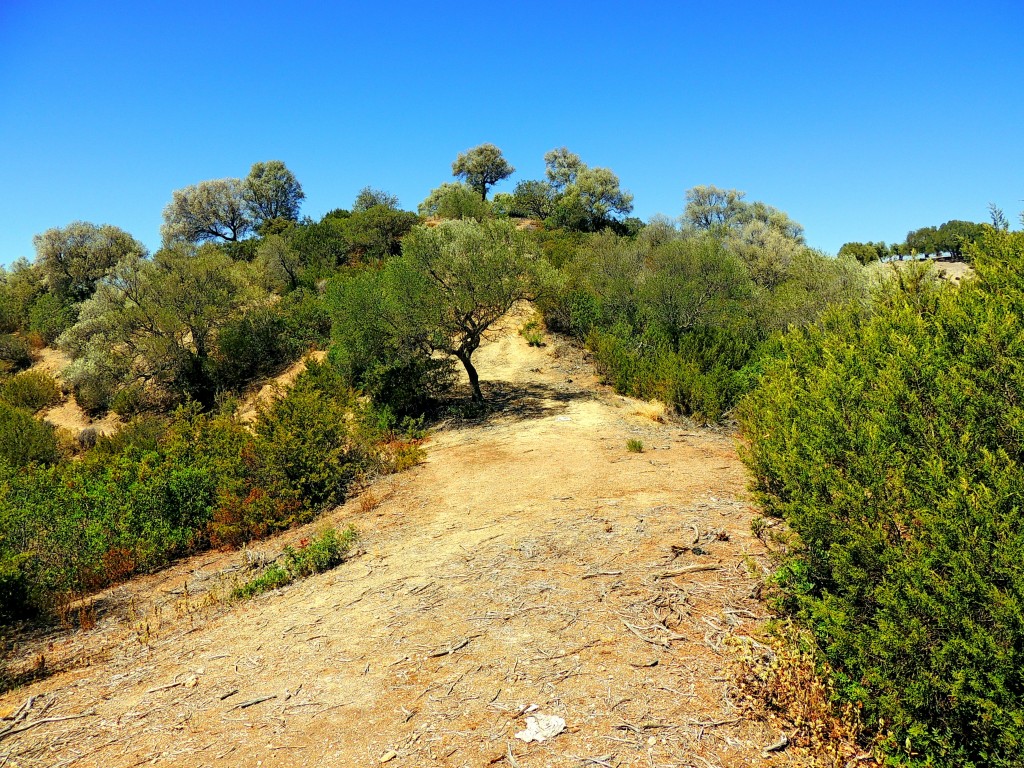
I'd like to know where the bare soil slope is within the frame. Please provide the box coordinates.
[0,307,783,767]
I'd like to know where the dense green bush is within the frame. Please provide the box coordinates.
[253,362,376,508]
[212,306,298,391]
[1,370,61,412]
[279,288,332,348]
[418,182,491,221]
[739,232,1024,767]
[538,230,863,420]
[27,293,77,344]
[69,360,120,414]
[0,401,58,467]
[328,268,456,416]
[0,334,32,375]
[0,364,385,621]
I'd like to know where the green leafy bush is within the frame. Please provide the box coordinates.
[0,366,385,620]
[1,370,61,412]
[230,563,290,599]
[0,335,31,375]
[253,361,376,508]
[67,358,121,414]
[0,401,58,467]
[538,230,863,420]
[738,233,1024,767]
[109,382,147,417]
[327,269,455,416]
[231,526,356,599]
[212,306,298,391]
[27,293,77,344]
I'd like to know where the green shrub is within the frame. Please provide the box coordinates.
[27,293,77,344]
[0,335,31,375]
[0,365,388,622]
[283,526,356,577]
[253,362,376,508]
[70,365,118,414]
[1,370,61,412]
[328,270,456,416]
[231,562,290,599]
[0,401,58,467]
[738,233,1024,767]
[626,439,643,453]
[279,288,332,348]
[519,317,545,346]
[231,526,356,599]
[109,382,147,417]
[212,306,299,392]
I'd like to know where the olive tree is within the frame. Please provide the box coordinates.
[244,160,304,226]
[541,148,633,231]
[418,182,491,221]
[161,178,251,244]
[352,186,399,212]
[451,143,514,200]
[33,221,146,302]
[61,245,257,405]
[332,219,544,403]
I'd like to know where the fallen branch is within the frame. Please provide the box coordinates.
[231,695,276,710]
[426,634,482,658]
[0,711,96,741]
[146,680,184,694]
[621,621,668,647]
[582,571,622,579]
[654,564,719,579]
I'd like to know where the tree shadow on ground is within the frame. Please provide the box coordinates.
[428,379,595,428]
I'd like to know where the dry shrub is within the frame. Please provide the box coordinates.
[735,623,872,767]
[383,439,425,472]
[358,491,380,514]
[25,331,46,350]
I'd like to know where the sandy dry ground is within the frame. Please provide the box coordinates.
[931,259,973,283]
[0,307,787,767]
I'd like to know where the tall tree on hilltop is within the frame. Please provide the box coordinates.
[452,144,515,200]
[244,160,304,228]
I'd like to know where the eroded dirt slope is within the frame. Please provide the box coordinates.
[0,308,783,767]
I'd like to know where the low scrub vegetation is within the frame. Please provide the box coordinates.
[1,370,61,411]
[0,362,394,622]
[739,231,1024,767]
[539,216,865,421]
[231,526,357,600]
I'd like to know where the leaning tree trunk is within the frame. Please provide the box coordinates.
[457,352,483,402]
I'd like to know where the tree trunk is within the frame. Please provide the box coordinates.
[458,353,483,402]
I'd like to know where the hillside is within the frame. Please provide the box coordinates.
[0,309,790,767]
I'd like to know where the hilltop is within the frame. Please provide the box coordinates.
[0,308,793,767]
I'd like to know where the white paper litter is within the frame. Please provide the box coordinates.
[515,713,566,743]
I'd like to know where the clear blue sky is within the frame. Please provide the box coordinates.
[2,0,1022,265]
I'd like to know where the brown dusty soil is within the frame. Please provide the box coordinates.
[931,259,973,283]
[0,306,789,767]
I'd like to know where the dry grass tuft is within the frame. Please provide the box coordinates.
[735,622,874,767]
[631,400,667,423]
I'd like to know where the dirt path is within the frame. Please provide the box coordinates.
[0,307,782,767]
